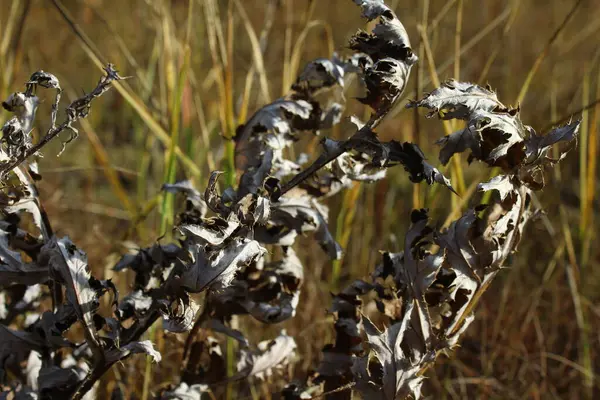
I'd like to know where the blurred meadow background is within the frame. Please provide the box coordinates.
[1,0,599,398]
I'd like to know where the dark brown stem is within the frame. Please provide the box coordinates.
[1,66,124,176]
[71,310,162,400]
[276,116,383,199]
[277,143,348,199]
[0,121,71,176]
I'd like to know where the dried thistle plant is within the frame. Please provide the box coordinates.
[0,0,579,399]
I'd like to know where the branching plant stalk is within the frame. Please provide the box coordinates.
[0,2,586,399]
[0,67,125,175]
[72,311,163,400]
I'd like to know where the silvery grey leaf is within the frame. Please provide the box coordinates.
[27,71,61,90]
[112,253,139,272]
[477,174,516,201]
[32,304,77,349]
[470,109,527,162]
[355,311,427,400]
[0,227,48,286]
[240,247,304,324]
[311,199,343,260]
[359,58,413,113]
[352,0,390,21]
[112,244,185,291]
[0,325,45,373]
[119,289,153,319]
[434,210,481,333]
[104,340,161,364]
[161,295,200,333]
[319,279,373,381]
[27,161,41,181]
[525,120,580,165]
[436,126,481,166]
[9,166,52,240]
[0,292,7,320]
[1,117,32,159]
[0,225,32,286]
[26,71,62,128]
[162,180,207,217]
[103,317,121,345]
[235,99,318,171]
[319,102,344,130]
[371,11,412,50]
[207,319,249,347]
[437,109,527,167]
[237,148,274,199]
[204,171,229,215]
[316,350,355,383]
[422,161,457,195]
[253,196,271,225]
[487,187,532,265]
[179,212,240,246]
[2,92,39,135]
[331,151,387,183]
[376,140,456,194]
[37,366,85,398]
[281,383,312,400]
[269,195,341,259]
[182,239,266,292]
[236,332,296,380]
[408,80,505,119]
[444,312,475,348]
[242,292,299,324]
[235,99,314,150]
[7,285,43,324]
[3,198,47,240]
[351,355,384,400]
[45,237,101,349]
[25,351,42,391]
[23,313,40,328]
[292,57,346,93]
[159,382,209,400]
[391,213,443,301]
[233,194,272,226]
[0,386,38,400]
[352,0,413,50]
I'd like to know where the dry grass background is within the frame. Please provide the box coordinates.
[1,0,599,398]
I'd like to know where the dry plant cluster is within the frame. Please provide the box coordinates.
[0,0,582,399]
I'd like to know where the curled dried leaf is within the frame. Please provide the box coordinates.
[236,332,296,380]
[181,239,266,292]
[161,294,200,333]
[407,80,506,119]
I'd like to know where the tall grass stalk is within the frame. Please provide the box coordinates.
[560,206,593,396]
[134,37,162,230]
[288,21,335,88]
[159,49,191,236]
[391,4,511,120]
[2,1,596,398]
[143,43,190,400]
[578,66,590,240]
[222,0,237,189]
[52,0,203,179]
[581,70,600,270]
[233,0,272,109]
[331,182,362,287]
[417,24,466,204]
[481,0,582,207]
[450,0,464,211]
[516,0,583,105]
